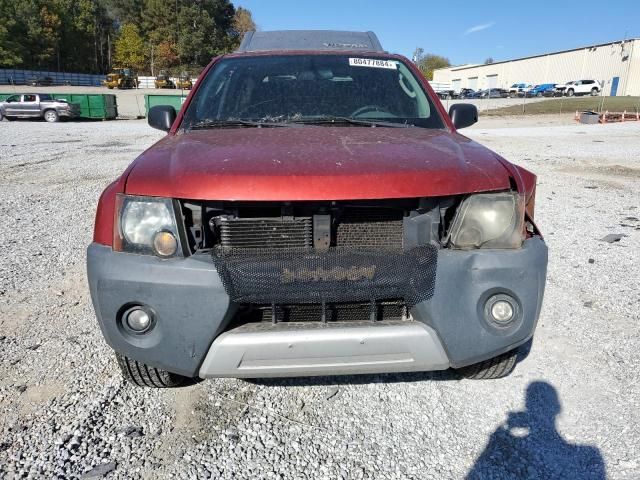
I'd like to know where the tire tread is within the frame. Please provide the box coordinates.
[115,353,186,388]
[457,349,518,380]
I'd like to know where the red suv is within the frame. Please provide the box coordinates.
[88,31,547,387]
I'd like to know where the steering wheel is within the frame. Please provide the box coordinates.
[350,104,392,118]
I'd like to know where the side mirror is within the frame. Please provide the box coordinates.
[148,105,177,132]
[448,103,478,130]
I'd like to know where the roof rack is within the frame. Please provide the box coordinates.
[236,30,384,53]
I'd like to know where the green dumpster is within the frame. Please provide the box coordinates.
[144,94,187,117]
[51,93,118,119]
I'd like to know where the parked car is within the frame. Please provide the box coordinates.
[508,83,532,97]
[0,93,80,122]
[429,81,455,100]
[28,76,54,86]
[554,82,571,96]
[526,83,557,97]
[458,88,475,99]
[87,30,547,387]
[473,88,508,99]
[562,80,602,97]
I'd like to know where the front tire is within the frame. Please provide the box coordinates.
[456,349,518,380]
[567,88,574,97]
[591,87,599,96]
[115,353,189,388]
[43,109,59,123]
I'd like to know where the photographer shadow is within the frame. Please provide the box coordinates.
[467,381,605,480]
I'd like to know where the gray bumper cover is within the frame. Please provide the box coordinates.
[199,322,449,378]
[87,238,547,378]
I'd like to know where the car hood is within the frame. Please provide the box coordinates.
[125,126,510,201]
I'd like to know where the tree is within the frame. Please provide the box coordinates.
[114,23,145,70]
[413,49,450,80]
[156,40,179,70]
[104,0,145,28]
[231,7,255,38]
[143,0,177,45]
[0,0,251,74]
[484,57,494,64]
[0,0,28,67]
[177,0,235,67]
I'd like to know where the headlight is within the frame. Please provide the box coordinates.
[448,192,524,249]
[114,195,181,257]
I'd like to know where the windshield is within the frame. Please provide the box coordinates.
[182,54,444,129]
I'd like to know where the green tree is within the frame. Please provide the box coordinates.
[54,0,99,72]
[104,0,145,28]
[177,0,235,66]
[114,23,145,70]
[0,0,250,74]
[144,0,177,44]
[0,0,26,67]
[413,49,451,80]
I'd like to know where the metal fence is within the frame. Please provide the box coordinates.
[0,69,104,87]
[138,76,198,89]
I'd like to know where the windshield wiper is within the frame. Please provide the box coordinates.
[292,116,414,128]
[190,119,293,129]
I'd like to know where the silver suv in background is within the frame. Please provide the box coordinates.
[0,93,80,122]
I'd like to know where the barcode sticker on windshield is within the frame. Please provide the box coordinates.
[349,58,397,69]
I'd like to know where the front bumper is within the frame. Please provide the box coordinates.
[87,238,547,378]
[59,109,80,118]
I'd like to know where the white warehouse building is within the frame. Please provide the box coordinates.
[433,38,640,96]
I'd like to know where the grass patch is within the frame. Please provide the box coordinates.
[485,96,640,116]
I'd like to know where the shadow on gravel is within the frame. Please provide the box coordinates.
[466,381,605,480]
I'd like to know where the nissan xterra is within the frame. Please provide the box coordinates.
[87,31,547,387]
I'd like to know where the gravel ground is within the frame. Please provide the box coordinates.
[0,115,638,479]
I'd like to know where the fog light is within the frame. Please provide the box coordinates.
[152,230,178,257]
[485,294,518,326]
[491,301,514,323]
[125,308,151,332]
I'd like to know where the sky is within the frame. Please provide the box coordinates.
[236,0,640,66]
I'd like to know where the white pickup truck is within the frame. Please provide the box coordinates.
[429,81,456,99]
[0,93,80,122]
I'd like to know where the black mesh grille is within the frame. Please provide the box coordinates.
[257,301,406,323]
[336,208,403,248]
[218,217,312,250]
[212,246,437,307]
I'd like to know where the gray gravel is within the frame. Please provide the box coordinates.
[0,115,639,479]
